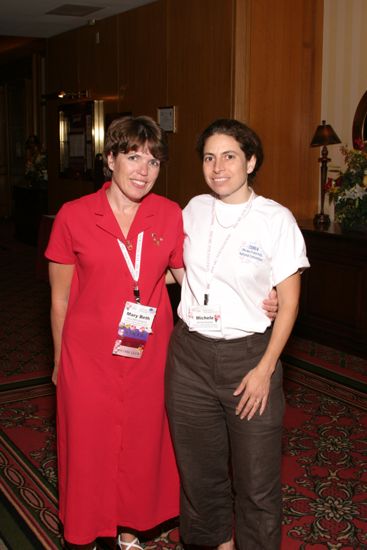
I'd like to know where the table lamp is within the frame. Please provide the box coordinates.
[310,120,341,228]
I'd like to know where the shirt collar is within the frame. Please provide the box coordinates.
[93,181,155,239]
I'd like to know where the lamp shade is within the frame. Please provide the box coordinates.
[310,120,341,147]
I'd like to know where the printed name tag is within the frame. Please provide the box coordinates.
[239,241,264,262]
[113,301,157,358]
[188,305,221,331]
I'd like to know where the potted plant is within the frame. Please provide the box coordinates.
[325,139,367,231]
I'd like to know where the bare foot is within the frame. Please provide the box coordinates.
[117,534,143,550]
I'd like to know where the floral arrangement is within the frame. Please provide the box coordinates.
[325,138,367,230]
[25,135,48,188]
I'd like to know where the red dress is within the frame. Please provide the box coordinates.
[45,183,183,544]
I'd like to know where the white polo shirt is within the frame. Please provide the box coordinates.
[178,193,310,339]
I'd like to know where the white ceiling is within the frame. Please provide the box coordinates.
[0,0,155,38]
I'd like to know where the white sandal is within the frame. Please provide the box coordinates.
[117,535,143,550]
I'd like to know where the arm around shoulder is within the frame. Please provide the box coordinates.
[166,267,185,286]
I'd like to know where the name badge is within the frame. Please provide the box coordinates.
[188,305,221,331]
[113,301,157,359]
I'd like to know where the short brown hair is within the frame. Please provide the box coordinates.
[103,115,168,177]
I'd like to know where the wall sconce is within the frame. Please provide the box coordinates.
[93,100,104,155]
[310,120,341,228]
[57,90,89,100]
[42,90,90,103]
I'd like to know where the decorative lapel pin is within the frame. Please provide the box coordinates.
[151,233,163,246]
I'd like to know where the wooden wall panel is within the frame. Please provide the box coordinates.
[46,32,85,212]
[45,0,323,217]
[116,1,167,197]
[232,0,251,122]
[166,0,235,207]
[76,16,119,103]
[245,0,323,220]
[46,2,167,212]
[76,25,96,94]
[93,16,119,103]
[46,33,78,94]
[117,2,167,117]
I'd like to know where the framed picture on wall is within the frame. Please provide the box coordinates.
[157,106,177,132]
[58,101,94,180]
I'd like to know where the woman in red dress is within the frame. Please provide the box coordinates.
[46,116,184,549]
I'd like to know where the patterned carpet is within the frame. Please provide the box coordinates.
[0,226,53,389]
[281,367,367,549]
[2,368,367,549]
[1,222,367,549]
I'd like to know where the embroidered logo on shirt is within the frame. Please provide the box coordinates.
[151,233,163,246]
[239,241,264,262]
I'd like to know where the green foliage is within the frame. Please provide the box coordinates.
[332,144,367,230]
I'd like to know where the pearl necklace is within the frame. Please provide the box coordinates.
[214,190,254,229]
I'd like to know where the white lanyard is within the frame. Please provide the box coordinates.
[205,192,254,305]
[117,232,144,302]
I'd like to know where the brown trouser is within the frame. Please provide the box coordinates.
[165,320,284,549]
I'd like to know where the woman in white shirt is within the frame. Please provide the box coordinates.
[165,119,310,550]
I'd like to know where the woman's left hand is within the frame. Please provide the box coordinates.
[233,365,272,421]
[262,288,278,320]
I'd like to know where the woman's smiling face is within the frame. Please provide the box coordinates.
[202,133,256,204]
[107,144,161,203]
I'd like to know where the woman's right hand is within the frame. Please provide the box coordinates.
[52,362,59,385]
[233,362,273,420]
